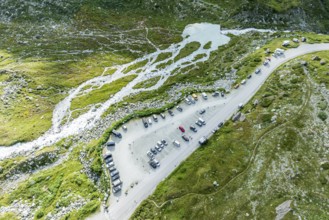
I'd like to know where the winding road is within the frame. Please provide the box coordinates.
[87,43,329,220]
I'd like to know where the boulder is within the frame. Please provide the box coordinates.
[320,60,326,65]
[312,56,321,61]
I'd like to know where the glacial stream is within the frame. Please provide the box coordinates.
[0,23,272,159]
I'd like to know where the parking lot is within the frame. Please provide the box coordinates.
[105,92,228,196]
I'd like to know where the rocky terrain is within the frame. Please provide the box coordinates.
[0,0,329,219]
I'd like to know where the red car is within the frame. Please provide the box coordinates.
[178,126,185,132]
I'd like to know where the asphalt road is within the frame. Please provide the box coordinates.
[88,43,329,220]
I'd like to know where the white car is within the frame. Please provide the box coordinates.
[173,140,181,147]
[202,92,208,100]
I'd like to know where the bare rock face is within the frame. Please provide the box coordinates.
[275,200,292,220]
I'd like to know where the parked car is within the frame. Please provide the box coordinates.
[160,113,166,119]
[112,130,122,138]
[182,134,189,142]
[198,117,206,125]
[178,126,185,132]
[263,60,269,66]
[106,140,115,147]
[148,118,152,125]
[142,118,148,128]
[241,79,246,85]
[109,166,116,172]
[112,179,122,187]
[107,162,115,168]
[188,95,195,104]
[112,174,120,181]
[255,68,261,74]
[157,141,164,148]
[202,92,208,100]
[173,140,181,147]
[110,170,119,177]
[234,84,240,89]
[152,114,158,122]
[221,91,225,97]
[218,122,224,128]
[190,125,197,132]
[176,106,183,112]
[122,125,127,131]
[150,148,157,155]
[149,161,157,169]
[151,159,160,167]
[161,139,168,146]
[112,185,122,193]
[155,145,162,152]
[147,151,154,159]
[247,74,252,79]
[212,91,220,97]
[149,159,160,169]
[199,136,207,145]
[238,103,244,109]
[195,120,203,127]
[192,93,198,100]
[105,157,113,164]
[168,109,174,116]
[185,98,191,105]
[199,108,206,114]
[103,152,112,160]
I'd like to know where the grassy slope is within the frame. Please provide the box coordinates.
[133,76,161,90]
[132,56,329,219]
[70,74,138,112]
[1,0,329,146]
[0,140,105,220]
[0,0,329,218]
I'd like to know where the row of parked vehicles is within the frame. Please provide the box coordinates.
[184,92,224,105]
[103,152,122,193]
[142,105,185,128]
[142,92,225,128]
[146,139,168,168]
[234,68,262,89]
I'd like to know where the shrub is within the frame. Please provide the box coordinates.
[318,111,328,121]
[321,162,329,170]
[253,57,261,62]
[318,101,328,111]
[35,210,44,219]
[260,97,274,108]
[261,114,272,123]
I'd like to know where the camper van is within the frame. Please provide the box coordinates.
[192,93,198,100]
